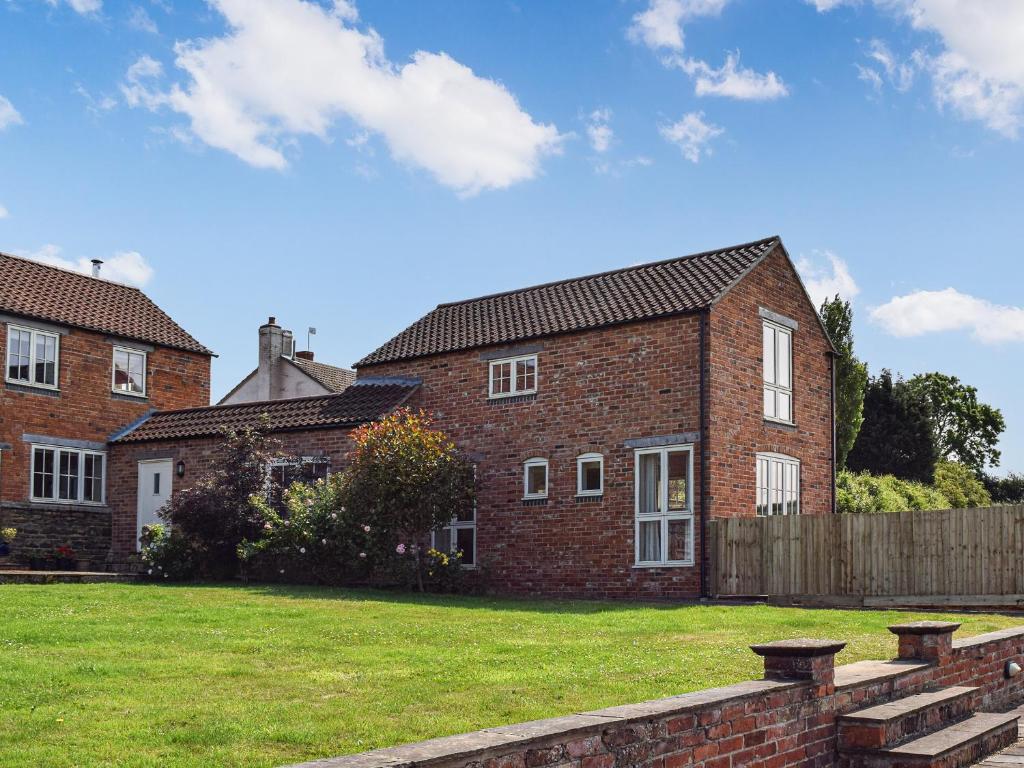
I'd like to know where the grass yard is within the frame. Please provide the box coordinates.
[1,585,1021,768]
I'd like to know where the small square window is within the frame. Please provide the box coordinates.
[6,325,59,389]
[489,354,538,398]
[576,453,603,496]
[524,458,548,498]
[113,347,147,396]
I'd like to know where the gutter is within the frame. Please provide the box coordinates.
[829,351,837,514]
[699,310,710,599]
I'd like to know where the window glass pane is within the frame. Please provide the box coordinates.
[7,329,29,381]
[763,387,776,419]
[33,448,55,499]
[668,518,691,562]
[515,357,536,392]
[526,463,547,496]
[777,330,791,388]
[455,504,475,523]
[756,458,769,516]
[83,454,104,503]
[59,450,79,501]
[433,526,451,554]
[491,362,511,394]
[777,391,792,422]
[771,460,784,515]
[580,459,601,493]
[667,451,688,511]
[455,527,475,566]
[35,334,56,385]
[763,325,776,384]
[153,472,161,495]
[639,520,661,562]
[638,453,660,514]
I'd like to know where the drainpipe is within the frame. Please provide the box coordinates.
[829,351,836,514]
[699,311,710,599]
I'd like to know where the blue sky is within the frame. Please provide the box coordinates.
[2,0,1023,473]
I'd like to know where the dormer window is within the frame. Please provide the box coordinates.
[113,347,147,397]
[488,354,537,398]
[6,324,59,389]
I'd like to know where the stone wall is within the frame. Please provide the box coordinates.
[0,501,110,567]
[285,623,1024,768]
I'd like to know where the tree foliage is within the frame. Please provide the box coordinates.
[819,295,868,470]
[847,370,938,483]
[933,461,992,509]
[337,408,476,591]
[836,470,950,514]
[983,472,1024,505]
[906,372,1005,475]
[157,424,281,578]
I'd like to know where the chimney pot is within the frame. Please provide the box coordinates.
[91,259,103,278]
[295,350,315,361]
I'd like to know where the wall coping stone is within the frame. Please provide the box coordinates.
[888,621,961,636]
[750,638,847,657]
[953,625,1024,649]
[833,659,931,690]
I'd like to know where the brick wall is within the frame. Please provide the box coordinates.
[0,321,211,565]
[106,427,355,567]
[285,624,1024,768]
[706,247,834,518]
[359,313,706,600]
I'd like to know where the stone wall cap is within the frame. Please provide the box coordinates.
[750,638,847,657]
[887,621,962,636]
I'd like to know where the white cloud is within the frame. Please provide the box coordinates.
[627,0,729,52]
[127,5,158,33]
[819,1,1024,137]
[659,111,723,162]
[0,95,23,130]
[0,204,8,219]
[856,63,885,92]
[871,288,1024,344]
[677,53,789,100]
[121,0,562,196]
[805,0,856,10]
[18,245,154,287]
[864,39,919,92]
[44,0,102,14]
[796,252,860,306]
[586,108,613,153]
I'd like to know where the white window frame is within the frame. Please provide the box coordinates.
[756,453,800,516]
[6,324,60,390]
[433,465,477,568]
[523,457,549,500]
[762,320,793,424]
[112,346,148,398]
[488,354,538,399]
[576,453,604,497]
[30,444,106,505]
[634,444,694,567]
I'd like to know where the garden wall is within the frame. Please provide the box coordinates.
[285,622,1024,768]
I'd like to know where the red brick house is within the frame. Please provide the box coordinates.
[354,236,835,599]
[0,253,212,566]
[105,379,419,568]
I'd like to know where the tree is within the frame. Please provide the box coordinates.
[983,472,1024,504]
[933,461,992,509]
[847,370,938,483]
[158,424,281,578]
[906,372,1005,475]
[819,295,868,469]
[338,408,476,591]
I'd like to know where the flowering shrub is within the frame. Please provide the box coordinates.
[1,528,16,543]
[140,524,198,580]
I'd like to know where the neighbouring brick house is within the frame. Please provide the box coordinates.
[105,378,418,569]
[354,236,836,599]
[0,253,212,567]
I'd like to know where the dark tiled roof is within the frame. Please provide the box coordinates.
[356,237,780,366]
[289,357,356,392]
[0,251,212,355]
[114,379,419,443]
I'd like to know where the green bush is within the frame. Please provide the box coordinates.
[836,471,950,513]
[140,524,198,580]
[933,461,992,509]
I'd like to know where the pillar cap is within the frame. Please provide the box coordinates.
[750,638,847,658]
[887,621,961,636]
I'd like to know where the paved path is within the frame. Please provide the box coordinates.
[975,705,1024,768]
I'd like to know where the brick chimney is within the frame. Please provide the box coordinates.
[295,350,314,361]
[258,317,285,400]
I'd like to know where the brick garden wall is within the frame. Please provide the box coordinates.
[287,624,1024,768]
[706,247,835,519]
[0,321,211,565]
[106,427,356,568]
[358,313,706,600]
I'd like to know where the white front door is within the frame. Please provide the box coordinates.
[137,459,173,550]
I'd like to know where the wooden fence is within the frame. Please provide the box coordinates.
[708,505,1024,599]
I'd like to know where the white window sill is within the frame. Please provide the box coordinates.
[763,416,795,427]
[29,498,106,507]
[488,391,538,400]
[112,389,148,399]
[576,490,603,498]
[522,495,548,501]
[632,562,695,569]
[6,379,60,392]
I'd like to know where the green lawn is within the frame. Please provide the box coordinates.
[1,585,1020,768]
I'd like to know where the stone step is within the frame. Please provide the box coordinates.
[839,687,979,749]
[841,713,1019,768]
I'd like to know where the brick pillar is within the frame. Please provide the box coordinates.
[888,621,960,665]
[749,638,847,690]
